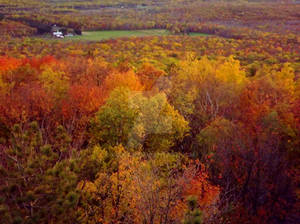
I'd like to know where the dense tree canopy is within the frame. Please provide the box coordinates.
[0,1,299,223]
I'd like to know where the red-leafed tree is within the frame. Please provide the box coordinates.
[61,84,105,148]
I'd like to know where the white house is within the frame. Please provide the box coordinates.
[53,31,64,38]
[52,25,64,38]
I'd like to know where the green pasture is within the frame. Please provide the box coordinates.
[65,29,211,41]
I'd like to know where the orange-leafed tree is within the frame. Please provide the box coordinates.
[137,62,165,91]
[102,70,144,95]
[61,84,105,148]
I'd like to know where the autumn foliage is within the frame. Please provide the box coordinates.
[0,1,299,222]
[0,51,298,224]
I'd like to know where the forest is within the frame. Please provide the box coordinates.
[0,0,299,224]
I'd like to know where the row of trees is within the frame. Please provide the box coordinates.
[1,33,298,76]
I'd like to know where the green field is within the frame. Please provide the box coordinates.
[189,32,211,37]
[66,29,170,41]
[65,29,210,41]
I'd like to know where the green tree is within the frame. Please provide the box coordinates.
[90,87,139,148]
[0,122,79,224]
[91,87,189,152]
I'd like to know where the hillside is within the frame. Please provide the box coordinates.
[0,1,299,224]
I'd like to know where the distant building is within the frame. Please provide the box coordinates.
[51,24,77,38]
[52,25,64,38]
[53,31,64,38]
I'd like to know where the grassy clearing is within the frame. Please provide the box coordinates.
[65,29,211,41]
[189,32,211,37]
[66,29,171,41]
